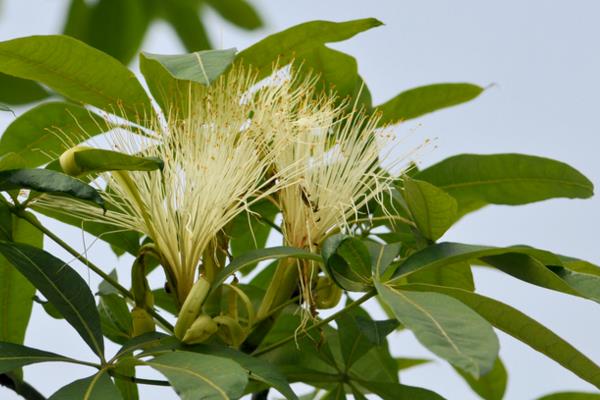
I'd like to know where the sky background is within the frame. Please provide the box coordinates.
[1,1,600,399]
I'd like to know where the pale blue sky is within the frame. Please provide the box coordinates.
[1,1,599,399]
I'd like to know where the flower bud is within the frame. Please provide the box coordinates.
[182,314,218,344]
[174,277,211,339]
[213,315,245,347]
[315,276,342,309]
[59,146,91,176]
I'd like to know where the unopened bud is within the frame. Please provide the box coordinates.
[182,314,218,344]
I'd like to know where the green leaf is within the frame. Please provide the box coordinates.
[49,372,122,400]
[142,48,236,86]
[0,73,49,105]
[0,169,104,209]
[162,2,211,52]
[396,357,431,371]
[537,393,600,400]
[402,175,458,240]
[68,148,164,175]
[391,242,558,281]
[407,261,475,291]
[0,241,104,357]
[455,358,507,400]
[403,284,600,389]
[213,246,322,290]
[363,241,401,278]
[86,0,151,64]
[63,0,92,40]
[357,380,445,400]
[143,351,248,400]
[0,102,107,168]
[113,359,139,400]
[376,83,484,123]
[189,344,298,400]
[0,211,43,344]
[0,35,153,121]
[549,266,600,303]
[237,18,382,77]
[375,281,499,377]
[98,293,133,345]
[337,310,398,369]
[0,342,71,373]
[228,199,279,273]
[206,0,263,30]
[321,235,373,292]
[415,153,594,216]
[302,46,372,108]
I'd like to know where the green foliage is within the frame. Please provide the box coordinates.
[376,83,484,123]
[0,169,105,209]
[0,102,106,169]
[416,153,594,216]
[0,35,153,121]
[375,281,499,378]
[0,242,105,357]
[0,12,597,400]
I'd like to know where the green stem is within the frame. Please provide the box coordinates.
[251,290,375,357]
[11,207,174,333]
[109,371,170,387]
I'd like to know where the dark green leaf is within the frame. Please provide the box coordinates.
[321,235,372,292]
[0,241,104,357]
[63,0,91,40]
[86,0,151,64]
[402,175,457,241]
[375,281,499,377]
[455,358,507,400]
[98,293,133,345]
[549,266,600,303]
[0,102,13,114]
[143,351,248,400]
[415,153,594,216]
[0,342,70,373]
[142,48,236,86]
[229,199,279,274]
[396,357,431,370]
[363,241,401,278]
[391,242,558,281]
[189,344,298,400]
[376,83,483,123]
[213,246,322,290]
[0,73,49,105]
[0,102,107,168]
[0,35,153,121]
[162,2,211,52]
[537,393,600,400]
[0,169,104,209]
[49,372,122,399]
[403,284,600,389]
[113,359,139,400]
[358,380,445,400]
[206,0,263,30]
[237,18,382,78]
[0,212,43,344]
[407,261,475,291]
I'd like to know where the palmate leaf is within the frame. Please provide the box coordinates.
[0,210,42,345]
[415,153,594,217]
[0,72,49,105]
[212,246,322,290]
[0,242,104,357]
[49,371,122,400]
[403,284,600,388]
[0,169,104,209]
[402,175,458,241]
[141,351,248,400]
[376,83,484,123]
[454,358,507,400]
[391,242,600,304]
[0,35,153,121]
[0,342,71,373]
[375,281,499,378]
[0,102,107,169]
